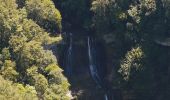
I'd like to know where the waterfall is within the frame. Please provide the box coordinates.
[65,33,73,76]
[88,37,102,87]
[87,37,110,100]
[104,94,109,100]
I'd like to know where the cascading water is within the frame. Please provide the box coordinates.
[65,33,73,77]
[87,37,110,100]
[88,37,102,87]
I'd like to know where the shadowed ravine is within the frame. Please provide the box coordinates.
[87,37,110,100]
[63,34,114,100]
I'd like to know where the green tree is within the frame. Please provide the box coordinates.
[91,0,170,99]
[25,0,62,33]
[0,75,38,100]
[0,0,71,99]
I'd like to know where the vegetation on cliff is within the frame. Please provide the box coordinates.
[90,0,170,99]
[1,0,170,99]
[0,0,70,99]
[55,0,170,99]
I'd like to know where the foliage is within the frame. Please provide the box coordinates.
[25,0,62,33]
[0,75,38,100]
[0,0,70,99]
[54,0,92,31]
[1,0,170,99]
[119,46,144,81]
[0,60,18,81]
[91,0,116,35]
[90,0,170,99]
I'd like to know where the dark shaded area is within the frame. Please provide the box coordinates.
[53,0,170,100]
[53,0,93,34]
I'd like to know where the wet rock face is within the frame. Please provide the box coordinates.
[60,34,89,75]
[59,34,107,77]
[56,33,117,99]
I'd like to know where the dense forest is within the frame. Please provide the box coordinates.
[0,0,170,100]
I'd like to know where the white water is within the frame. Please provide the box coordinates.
[66,33,73,76]
[88,37,109,100]
[88,37,102,87]
[104,94,109,100]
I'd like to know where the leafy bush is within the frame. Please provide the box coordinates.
[119,46,144,81]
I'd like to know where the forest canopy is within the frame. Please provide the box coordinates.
[1,0,170,100]
[54,0,170,99]
[0,0,70,99]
